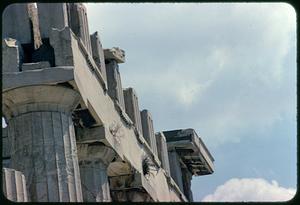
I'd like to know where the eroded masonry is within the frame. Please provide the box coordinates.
[2,3,214,202]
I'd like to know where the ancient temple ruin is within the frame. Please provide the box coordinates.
[2,3,214,202]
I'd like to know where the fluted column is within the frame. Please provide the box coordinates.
[2,168,29,202]
[2,85,83,202]
[77,142,115,202]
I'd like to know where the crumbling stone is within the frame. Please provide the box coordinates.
[2,38,23,72]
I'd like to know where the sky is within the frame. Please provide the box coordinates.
[2,2,296,202]
[84,2,297,202]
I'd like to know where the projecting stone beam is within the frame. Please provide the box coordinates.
[2,66,74,92]
[104,47,125,64]
[21,61,51,71]
[163,129,214,175]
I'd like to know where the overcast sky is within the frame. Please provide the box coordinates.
[85,3,296,201]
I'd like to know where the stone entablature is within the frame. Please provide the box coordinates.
[2,3,214,202]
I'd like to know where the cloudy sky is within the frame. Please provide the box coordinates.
[84,3,297,201]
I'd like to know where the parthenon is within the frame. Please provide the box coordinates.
[2,3,214,202]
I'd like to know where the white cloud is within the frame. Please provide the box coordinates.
[177,81,202,105]
[202,178,296,202]
[86,3,296,147]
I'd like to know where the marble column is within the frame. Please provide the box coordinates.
[2,168,29,202]
[182,169,193,202]
[77,142,115,202]
[2,85,83,202]
[168,150,184,192]
[2,127,11,168]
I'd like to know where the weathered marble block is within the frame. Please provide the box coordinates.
[68,3,92,54]
[2,3,32,44]
[104,47,125,64]
[123,88,143,135]
[141,110,158,156]
[2,38,23,73]
[155,132,171,175]
[50,27,76,66]
[106,60,125,109]
[37,3,69,39]
[90,31,107,82]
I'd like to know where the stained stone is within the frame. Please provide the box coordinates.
[168,151,184,192]
[2,126,11,168]
[22,61,51,71]
[68,3,92,54]
[2,38,23,73]
[27,3,43,49]
[50,27,75,66]
[181,169,193,202]
[140,110,158,156]
[2,127,10,158]
[2,3,32,44]
[123,88,143,135]
[104,47,125,64]
[105,60,125,109]
[155,132,171,175]
[90,32,107,82]
[37,3,69,39]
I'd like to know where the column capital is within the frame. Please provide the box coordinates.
[2,85,81,120]
[77,143,115,165]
